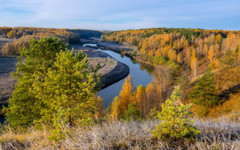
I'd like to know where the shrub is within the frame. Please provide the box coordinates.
[151,88,200,144]
[2,43,15,55]
[147,107,159,120]
[153,56,167,65]
[221,49,235,67]
[121,102,142,121]
[120,48,124,53]
[131,51,137,57]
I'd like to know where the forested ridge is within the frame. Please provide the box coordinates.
[102,28,240,74]
[102,28,240,119]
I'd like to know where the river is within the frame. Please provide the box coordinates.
[98,49,153,108]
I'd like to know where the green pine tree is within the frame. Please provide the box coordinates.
[4,38,67,128]
[190,71,219,107]
[33,50,98,125]
[221,49,234,67]
[121,102,142,121]
[33,50,99,126]
[151,88,199,143]
[177,75,190,101]
[233,46,239,64]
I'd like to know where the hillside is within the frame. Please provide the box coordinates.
[101,28,240,118]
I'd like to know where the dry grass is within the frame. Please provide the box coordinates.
[206,93,240,120]
[1,118,240,150]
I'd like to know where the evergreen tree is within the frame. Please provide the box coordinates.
[4,38,67,127]
[121,102,142,121]
[151,88,199,143]
[177,75,190,101]
[190,71,219,107]
[233,46,239,63]
[221,49,234,67]
[33,50,99,126]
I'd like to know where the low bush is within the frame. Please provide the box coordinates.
[151,88,200,146]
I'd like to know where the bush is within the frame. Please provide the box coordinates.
[2,43,15,55]
[121,102,142,121]
[147,107,159,120]
[151,88,200,144]
[131,51,137,57]
[120,48,124,53]
[153,56,167,65]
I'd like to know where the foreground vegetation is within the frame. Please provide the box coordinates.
[1,118,239,149]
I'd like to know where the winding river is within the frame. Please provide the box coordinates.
[98,49,153,108]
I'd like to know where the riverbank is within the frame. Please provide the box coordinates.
[87,38,155,68]
[71,44,129,89]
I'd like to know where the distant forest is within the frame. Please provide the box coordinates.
[0,27,103,55]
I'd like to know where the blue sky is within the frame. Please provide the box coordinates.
[0,0,240,30]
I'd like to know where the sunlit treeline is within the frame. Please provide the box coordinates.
[107,65,174,120]
[0,27,80,55]
[102,28,240,76]
[0,27,78,40]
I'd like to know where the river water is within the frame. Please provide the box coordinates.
[98,50,153,108]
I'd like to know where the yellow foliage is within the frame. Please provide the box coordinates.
[118,76,134,115]
[215,34,222,44]
[190,49,197,76]
[108,97,120,120]
[207,93,240,119]
[136,85,146,114]
[95,96,104,119]
[208,45,215,62]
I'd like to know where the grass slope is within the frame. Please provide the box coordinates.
[1,118,240,150]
